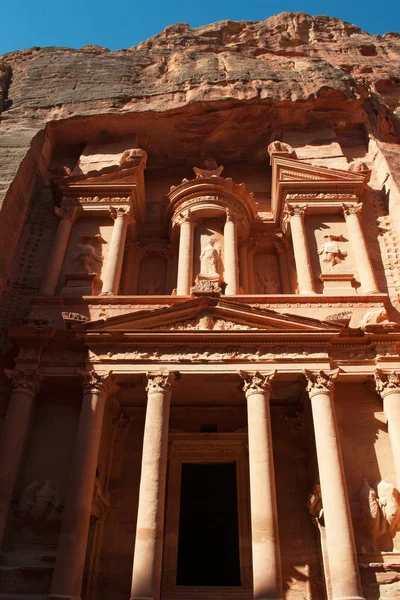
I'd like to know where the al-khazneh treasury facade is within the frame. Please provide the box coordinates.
[1,15,400,600]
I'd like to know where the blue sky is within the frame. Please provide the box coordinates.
[1,0,399,55]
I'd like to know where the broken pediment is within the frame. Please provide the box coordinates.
[270,155,370,224]
[80,297,343,335]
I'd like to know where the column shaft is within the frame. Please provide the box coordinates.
[40,208,77,296]
[131,372,174,600]
[305,371,364,600]
[224,210,239,295]
[247,244,255,294]
[288,205,315,294]
[239,243,250,293]
[242,372,283,600]
[0,371,39,548]
[176,213,194,295]
[275,246,291,294]
[343,204,379,294]
[49,372,115,600]
[375,371,400,486]
[102,208,131,295]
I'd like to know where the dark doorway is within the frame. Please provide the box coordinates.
[176,462,241,586]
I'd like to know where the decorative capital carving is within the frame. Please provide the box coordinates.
[79,370,119,397]
[304,369,338,398]
[146,372,176,396]
[55,206,79,222]
[225,208,239,224]
[176,209,195,226]
[239,370,276,399]
[109,206,132,221]
[374,369,400,398]
[5,369,40,396]
[287,204,307,218]
[342,203,363,217]
[267,141,297,160]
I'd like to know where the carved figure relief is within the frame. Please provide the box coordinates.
[70,234,106,273]
[254,252,280,294]
[317,234,347,269]
[360,478,400,551]
[16,481,62,524]
[200,238,222,277]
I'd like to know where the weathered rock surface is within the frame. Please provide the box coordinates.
[0,11,399,293]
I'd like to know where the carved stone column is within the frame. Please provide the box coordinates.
[176,211,194,296]
[375,370,400,486]
[0,370,40,548]
[287,204,315,294]
[247,241,256,294]
[224,209,239,295]
[101,207,132,295]
[240,371,283,600]
[239,242,250,293]
[304,370,365,600]
[49,371,118,600]
[342,203,380,294]
[274,241,291,294]
[130,372,175,600]
[39,207,78,296]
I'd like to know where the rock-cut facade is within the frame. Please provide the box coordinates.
[0,11,400,600]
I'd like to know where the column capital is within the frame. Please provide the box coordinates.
[109,205,133,221]
[54,206,80,222]
[240,370,276,399]
[286,203,308,218]
[304,369,339,398]
[146,371,176,395]
[225,208,240,224]
[4,369,40,396]
[79,370,119,397]
[342,202,363,217]
[175,209,196,226]
[374,369,400,398]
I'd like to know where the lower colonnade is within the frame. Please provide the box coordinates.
[2,366,400,599]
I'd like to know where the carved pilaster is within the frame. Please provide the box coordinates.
[146,372,176,396]
[304,369,338,398]
[240,370,276,399]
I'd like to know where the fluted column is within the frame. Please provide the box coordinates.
[176,211,194,296]
[224,209,239,295]
[342,203,379,294]
[240,371,283,600]
[287,204,315,294]
[239,242,250,293]
[304,370,364,600]
[49,371,118,600]
[130,372,175,600]
[101,207,132,295]
[375,370,400,486]
[0,370,40,548]
[39,207,78,296]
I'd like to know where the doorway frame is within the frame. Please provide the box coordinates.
[162,433,252,600]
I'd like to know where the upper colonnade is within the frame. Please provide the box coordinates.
[37,141,378,302]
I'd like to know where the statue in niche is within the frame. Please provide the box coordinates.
[317,234,347,269]
[70,234,106,273]
[200,238,222,277]
[16,480,62,524]
[139,279,163,295]
[360,478,400,551]
[256,271,279,294]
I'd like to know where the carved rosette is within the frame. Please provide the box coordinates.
[80,370,119,397]
[304,369,339,399]
[342,202,363,217]
[240,370,276,399]
[146,372,176,396]
[5,369,40,396]
[374,370,400,399]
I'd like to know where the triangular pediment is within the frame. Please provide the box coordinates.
[81,297,343,335]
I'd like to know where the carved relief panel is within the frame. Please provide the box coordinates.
[253,250,281,294]
[307,215,357,295]
[137,255,168,295]
[59,217,113,296]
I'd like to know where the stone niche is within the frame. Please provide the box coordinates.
[137,255,167,295]
[193,219,225,283]
[254,250,281,294]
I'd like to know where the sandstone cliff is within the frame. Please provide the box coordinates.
[0,11,400,293]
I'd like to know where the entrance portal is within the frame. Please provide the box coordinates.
[176,463,241,586]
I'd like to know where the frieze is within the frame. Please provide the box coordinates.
[285,191,358,200]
